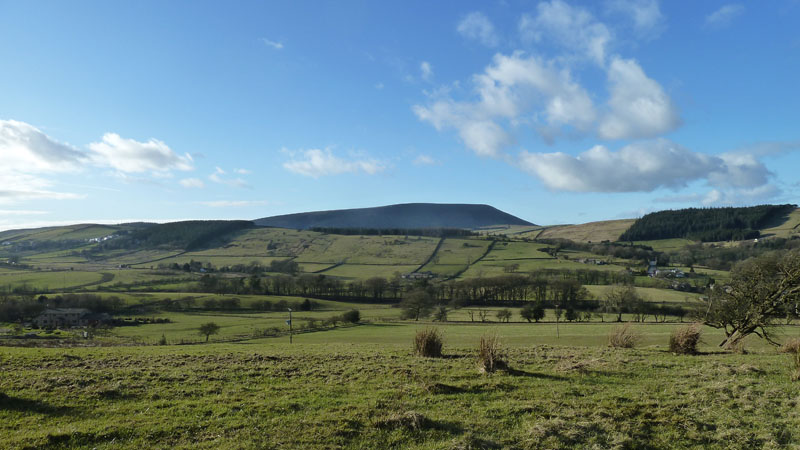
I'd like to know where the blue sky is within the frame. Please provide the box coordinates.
[1,0,799,230]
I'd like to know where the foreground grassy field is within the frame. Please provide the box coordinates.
[2,327,799,449]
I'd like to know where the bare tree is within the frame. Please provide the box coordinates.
[704,250,800,349]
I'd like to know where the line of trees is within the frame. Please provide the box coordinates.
[0,293,124,322]
[194,270,639,303]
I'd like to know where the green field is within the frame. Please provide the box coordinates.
[536,219,636,243]
[3,320,799,449]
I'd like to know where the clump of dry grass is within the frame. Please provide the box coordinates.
[414,328,443,358]
[669,323,703,354]
[780,338,800,354]
[478,333,506,373]
[791,353,800,382]
[607,323,640,349]
[374,411,431,431]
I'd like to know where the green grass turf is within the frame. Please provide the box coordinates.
[2,324,799,449]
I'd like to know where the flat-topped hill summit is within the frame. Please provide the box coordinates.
[254,203,534,230]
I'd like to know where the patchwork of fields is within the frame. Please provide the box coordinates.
[2,217,800,448]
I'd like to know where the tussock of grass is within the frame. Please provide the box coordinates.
[555,357,601,373]
[414,328,443,358]
[478,333,506,373]
[374,411,431,431]
[792,353,800,382]
[607,323,639,349]
[669,323,702,354]
[780,338,800,354]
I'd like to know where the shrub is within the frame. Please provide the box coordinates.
[414,328,443,357]
[780,338,800,354]
[669,323,702,354]
[342,309,361,323]
[608,323,639,349]
[478,333,506,373]
[158,334,167,346]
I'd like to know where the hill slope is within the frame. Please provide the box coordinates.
[619,204,797,242]
[254,203,534,230]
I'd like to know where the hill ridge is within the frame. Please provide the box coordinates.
[254,203,534,230]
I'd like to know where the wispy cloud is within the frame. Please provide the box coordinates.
[413,155,437,166]
[180,178,205,189]
[606,0,665,38]
[420,61,433,81]
[519,0,612,65]
[261,38,284,50]
[208,167,250,188]
[457,12,499,47]
[283,148,386,178]
[197,200,269,208]
[0,209,48,216]
[705,4,744,28]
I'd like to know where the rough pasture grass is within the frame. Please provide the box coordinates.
[459,257,621,279]
[481,241,552,260]
[320,263,418,279]
[427,238,492,265]
[760,207,800,239]
[2,342,799,449]
[0,270,104,290]
[536,219,636,243]
[296,235,439,265]
[259,322,788,352]
[132,255,286,269]
[112,305,397,344]
[584,285,702,305]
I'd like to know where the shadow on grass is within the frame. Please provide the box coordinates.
[504,367,568,380]
[0,393,74,416]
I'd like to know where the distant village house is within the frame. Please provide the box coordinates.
[34,308,111,329]
[402,271,436,280]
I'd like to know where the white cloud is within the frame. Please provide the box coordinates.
[457,12,499,47]
[519,0,612,65]
[413,52,596,156]
[0,120,87,204]
[598,56,680,139]
[606,0,664,37]
[706,153,769,189]
[518,138,772,193]
[208,167,250,188]
[0,209,48,216]
[705,4,744,28]
[0,119,86,172]
[413,155,437,166]
[0,173,85,204]
[89,133,193,173]
[283,148,386,178]
[180,178,205,189]
[261,38,284,50]
[198,200,269,208]
[420,61,433,81]
[234,168,251,175]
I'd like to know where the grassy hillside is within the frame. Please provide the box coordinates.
[536,219,636,243]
